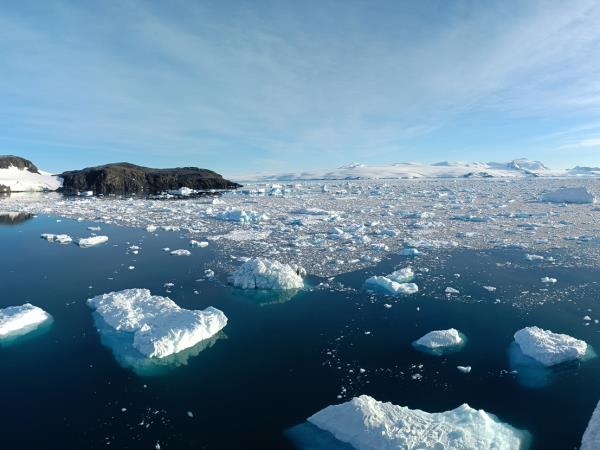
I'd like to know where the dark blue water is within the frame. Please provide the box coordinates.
[1,213,599,449]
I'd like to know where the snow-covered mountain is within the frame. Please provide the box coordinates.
[0,156,62,192]
[234,158,563,182]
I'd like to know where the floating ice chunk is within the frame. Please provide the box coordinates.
[216,209,268,223]
[445,287,460,294]
[77,236,109,247]
[0,303,51,338]
[540,277,557,284]
[232,258,304,290]
[413,328,465,355]
[146,225,158,233]
[41,233,72,244]
[457,366,472,373]
[364,276,418,295]
[189,240,209,248]
[513,326,588,366]
[582,400,600,450]
[399,247,420,256]
[87,289,228,359]
[387,267,414,283]
[169,187,196,196]
[541,187,595,204]
[291,207,331,215]
[525,254,544,261]
[306,395,528,450]
[170,249,191,256]
[483,286,497,292]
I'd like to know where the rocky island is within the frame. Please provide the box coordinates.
[60,162,241,195]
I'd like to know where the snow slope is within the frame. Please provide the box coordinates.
[0,166,62,192]
[234,159,560,181]
[307,395,528,450]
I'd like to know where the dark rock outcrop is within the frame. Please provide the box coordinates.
[0,155,40,173]
[59,162,241,195]
[0,184,10,194]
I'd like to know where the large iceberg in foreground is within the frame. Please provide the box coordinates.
[306,395,529,450]
[0,303,51,339]
[582,400,600,450]
[232,258,304,290]
[541,187,595,204]
[77,235,109,247]
[413,328,465,355]
[87,289,227,359]
[513,326,588,366]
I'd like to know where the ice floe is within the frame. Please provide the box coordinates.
[582,400,600,450]
[513,326,588,366]
[170,249,191,256]
[541,187,595,204]
[77,235,109,247]
[0,303,51,339]
[231,258,304,290]
[413,328,466,355]
[303,395,528,450]
[87,289,227,359]
[41,233,72,244]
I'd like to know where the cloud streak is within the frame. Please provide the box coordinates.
[1,0,600,172]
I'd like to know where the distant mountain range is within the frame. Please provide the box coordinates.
[234,158,600,182]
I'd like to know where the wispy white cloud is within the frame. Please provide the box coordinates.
[1,0,600,172]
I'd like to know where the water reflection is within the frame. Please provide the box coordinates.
[285,422,355,450]
[0,212,34,226]
[92,313,227,376]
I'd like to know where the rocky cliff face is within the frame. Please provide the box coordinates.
[59,163,241,195]
[0,155,40,173]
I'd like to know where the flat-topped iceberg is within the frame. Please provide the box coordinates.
[306,395,528,450]
[170,249,191,256]
[582,400,600,450]
[513,326,588,366]
[41,233,72,244]
[232,258,304,290]
[87,289,228,359]
[77,235,109,247]
[0,303,51,339]
[413,328,466,355]
[541,187,595,204]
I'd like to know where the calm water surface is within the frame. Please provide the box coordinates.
[0,214,599,449]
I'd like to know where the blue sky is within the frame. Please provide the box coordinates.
[1,0,600,176]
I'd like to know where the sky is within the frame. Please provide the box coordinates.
[1,0,600,176]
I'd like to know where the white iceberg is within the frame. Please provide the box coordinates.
[513,326,588,366]
[582,400,600,450]
[541,187,595,204]
[77,235,109,247]
[41,233,72,244]
[170,249,191,256]
[364,276,418,295]
[87,289,227,359]
[413,328,466,355]
[232,258,304,290]
[387,267,414,283]
[0,303,51,339]
[216,209,268,223]
[189,240,209,248]
[306,395,528,450]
